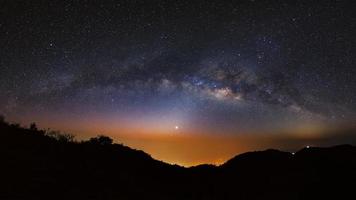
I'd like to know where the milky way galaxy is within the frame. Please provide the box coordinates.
[1,0,355,165]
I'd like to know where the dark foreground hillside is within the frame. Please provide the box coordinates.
[1,119,356,200]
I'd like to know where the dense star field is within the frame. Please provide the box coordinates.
[0,0,355,166]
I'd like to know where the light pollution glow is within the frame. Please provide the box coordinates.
[7,113,355,167]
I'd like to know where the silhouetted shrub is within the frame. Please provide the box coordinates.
[88,135,113,145]
[10,123,20,128]
[46,130,75,142]
[57,133,75,142]
[30,122,38,131]
[0,115,5,124]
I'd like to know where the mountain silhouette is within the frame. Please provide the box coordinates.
[1,119,355,200]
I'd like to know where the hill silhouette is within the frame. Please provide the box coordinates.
[1,118,356,200]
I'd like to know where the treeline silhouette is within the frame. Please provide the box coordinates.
[1,116,356,200]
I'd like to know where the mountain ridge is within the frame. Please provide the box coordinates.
[1,119,356,200]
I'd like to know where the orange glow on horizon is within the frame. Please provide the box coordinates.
[6,114,355,167]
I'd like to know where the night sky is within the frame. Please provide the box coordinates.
[1,0,355,166]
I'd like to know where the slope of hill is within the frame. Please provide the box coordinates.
[1,119,356,200]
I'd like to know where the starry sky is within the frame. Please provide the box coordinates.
[1,0,356,166]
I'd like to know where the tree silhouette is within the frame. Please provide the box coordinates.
[0,115,4,124]
[56,133,75,142]
[88,135,113,145]
[30,122,38,131]
[45,130,75,142]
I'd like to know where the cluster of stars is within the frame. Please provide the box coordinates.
[0,0,354,137]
